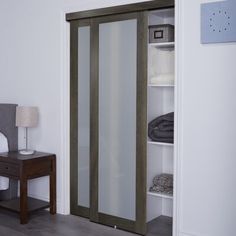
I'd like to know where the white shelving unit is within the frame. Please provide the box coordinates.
[148,84,175,88]
[147,191,173,200]
[146,8,175,227]
[149,42,175,49]
[148,141,174,147]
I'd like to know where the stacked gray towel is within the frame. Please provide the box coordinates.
[149,174,173,195]
[148,112,174,143]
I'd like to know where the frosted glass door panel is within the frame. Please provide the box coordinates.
[98,19,137,220]
[78,26,90,208]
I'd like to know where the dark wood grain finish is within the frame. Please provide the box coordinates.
[76,205,90,218]
[50,157,56,214]
[0,197,50,213]
[90,12,139,24]
[70,19,91,218]
[0,162,19,178]
[98,213,136,233]
[135,11,148,235]
[24,160,51,179]
[66,0,174,21]
[20,168,27,224]
[0,152,56,224]
[70,19,90,28]
[89,19,99,223]
[70,20,79,217]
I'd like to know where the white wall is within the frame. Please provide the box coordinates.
[1,0,235,235]
[0,0,150,214]
[176,0,236,236]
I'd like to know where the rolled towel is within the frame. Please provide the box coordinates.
[150,129,174,139]
[150,137,174,143]
[149,113,174,128]
[148,112,174,143]
[150,74,174,86]
[153,173,173,188]
[149,173,173,195]
[158,122,174,131]
[149,185,173,195]
[150,185,165,193]
[149,129,174,143]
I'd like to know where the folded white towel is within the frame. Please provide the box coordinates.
[0,132,9,190]
[150,74,175,86]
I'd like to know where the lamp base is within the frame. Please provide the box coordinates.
[19,150,35,155]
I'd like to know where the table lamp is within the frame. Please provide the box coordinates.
[16,106,39,155]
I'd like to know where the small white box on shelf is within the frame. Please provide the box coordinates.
[149,74,175,87]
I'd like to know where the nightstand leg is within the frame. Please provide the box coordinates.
[20,176,28,224]
[50,158,56,214]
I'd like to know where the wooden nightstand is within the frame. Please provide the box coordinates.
[0,151,56,224]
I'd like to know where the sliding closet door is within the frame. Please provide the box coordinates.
[70,20,91,217]
[70,12,148,235]
[90,12,148,234]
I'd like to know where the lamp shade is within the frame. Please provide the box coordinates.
[16,106,39,128]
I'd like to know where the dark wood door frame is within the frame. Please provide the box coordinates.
[70,19,91,218]
[66,0,174,21]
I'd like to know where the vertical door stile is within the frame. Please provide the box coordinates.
[90,19,99,223]
[135,11,148,235]
[70,20,79,216]
[71,19,91,218]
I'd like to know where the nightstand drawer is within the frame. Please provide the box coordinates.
[0,162,19,177]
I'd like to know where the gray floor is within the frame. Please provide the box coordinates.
[0,209,172,236]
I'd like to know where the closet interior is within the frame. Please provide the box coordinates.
[146,8,175,235]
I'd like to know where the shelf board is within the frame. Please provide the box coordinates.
[147,191,173,200]
[148,141,174,147]
[0,197,50,213]
[148,84,175,87]
[149,42,175,48]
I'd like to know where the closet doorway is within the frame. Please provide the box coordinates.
[67,1,175,235]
